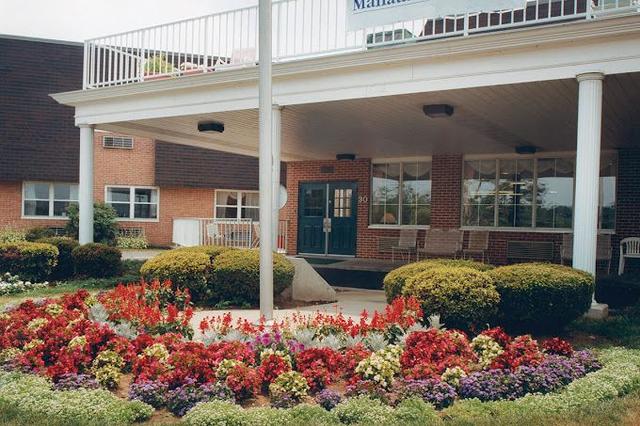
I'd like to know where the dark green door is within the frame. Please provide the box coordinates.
[298,182,357,256]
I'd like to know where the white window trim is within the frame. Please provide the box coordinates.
[214,190,260,221]
[369,160,433,228]
[105,185,160,222]
[461,152,618,232]
[21,181,78,220]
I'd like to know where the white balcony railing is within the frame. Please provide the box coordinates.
[83,0,639,89]
[172,218,288,253]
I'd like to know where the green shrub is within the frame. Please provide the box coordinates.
[0,226,26,244]
[0,242,58,282]
[72,243,122,278]
[116,235,149,249]
[65,203,119,246]
[37,237,79,280]
[140,246,232,303]
[0,371,153,425]
[24,227,57,242]
[384,259,494,303]
[489,263,594,332]
[402,266,500,330]
[393,398,441,425]
[213,249,295,305]
[595,274,640,309]
[288,404,341,425]
[332,395,395,425]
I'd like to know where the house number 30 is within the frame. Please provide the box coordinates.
[359,196,368,204]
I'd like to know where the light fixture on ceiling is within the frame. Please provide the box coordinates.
[198,121,225,133]
[423,104,454,118]
[336,153,356,161]
[515,145,538,155]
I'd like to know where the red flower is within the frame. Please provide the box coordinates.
[225,363,260,401]
[490,335,544,370]
[257,354,291,387]
[295,348,343,391]
[480,327,512,348]
[541,338,574,357]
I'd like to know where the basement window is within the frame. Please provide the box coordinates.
[103,135,134,149]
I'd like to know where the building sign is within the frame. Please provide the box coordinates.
[347,0,526,30]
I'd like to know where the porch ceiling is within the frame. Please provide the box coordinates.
[100,73,640,160]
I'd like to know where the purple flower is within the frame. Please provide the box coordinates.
[165,380,234,417]
[53,374,100,391]
[571,350,602,373]
[315,389,342,411]
[271,393,300,409]
[128,380,169,409]
[392,378,457,409]
[459,370,523,401]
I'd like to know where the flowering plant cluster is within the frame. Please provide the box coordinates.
[0,272,49,295]
[355,345,402,388]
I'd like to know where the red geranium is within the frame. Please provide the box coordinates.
[257,354,291,387]
[295,348,343,391]
[490,335,544,370]
[541,337,574,357]
[225,363,260,401]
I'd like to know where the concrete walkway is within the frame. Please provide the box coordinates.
[191,287,387,338]
[121,249,167,260]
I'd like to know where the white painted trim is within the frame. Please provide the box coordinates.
[104,185,160,223]
[213,189,260,221]
[372,156,432,163]
[368,225,430,230]
[460,226,616,235]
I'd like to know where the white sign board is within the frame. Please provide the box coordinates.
[347,0,527,31]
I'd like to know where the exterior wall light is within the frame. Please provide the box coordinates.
[198,121,225,133]
[515,145,538,155]
[336,153,356,161]
[423,104,454,118]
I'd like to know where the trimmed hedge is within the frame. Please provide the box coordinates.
[489,263,594,332]
[0,241,58,282]
[0,371,153,425]
[402,266,500,330]
[140,246,233,302]
[595,274,640,309]
[384,259,494,303]
[72,243,122,278]
[38,237,79,280]
[212,249,295,305]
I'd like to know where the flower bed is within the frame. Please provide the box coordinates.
[0,284,630,424]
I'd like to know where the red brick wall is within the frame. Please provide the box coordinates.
[613,148,640,272]
[431,154,463,229]
[0,182,69,231]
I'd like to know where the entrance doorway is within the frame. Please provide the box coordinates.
[298,182,357,256]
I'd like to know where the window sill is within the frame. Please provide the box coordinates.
[21,216,70,221]
[368,225,430,230]
[461,226,615,235]
[116,218,160,223]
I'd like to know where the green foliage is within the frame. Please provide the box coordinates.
[0,371,153,425]
[332,395,395,425]
[213,249,295,305]
[144,54,176,75]
[0,226,26,244]
[72,243,122,278]
[116,235,149,250]
[24,227,57,242]
[0,242,58,282]
[37,237,79,280]
[489,263,594,333]
[393,397,441,425]
[384,259,494,303]
[65,203,118,246]
[288,404,341,425]
[596,274,640,309]
[402,266,500,330]
[140,246,232,303]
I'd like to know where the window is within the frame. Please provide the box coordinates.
[106,186,159,220]
[371,161,431,226]
[23,182,78,218]
[215,191,259,221]
[103,135,133,149]
[463,154,617,230]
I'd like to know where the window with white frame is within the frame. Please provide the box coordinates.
[215,191,259,221]
[106,186,159,220]
[23,182,78,218]
[371,161,432,226]
[462,154,617,230]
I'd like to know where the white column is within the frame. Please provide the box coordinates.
[573,72,604,312]
[272,105,283,249]
[258,0,274,321]
[78,124,95,245]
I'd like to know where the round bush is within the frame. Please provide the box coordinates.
[0,242,58,282]
[489,263,594,333]
[384,259,494,303]
[213,249,295,305]
[38,237,79,280]
[402,266,500,330]
[72,243,122,278]
[140,246,233,303]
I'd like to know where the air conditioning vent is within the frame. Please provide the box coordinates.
[103,135,133,149]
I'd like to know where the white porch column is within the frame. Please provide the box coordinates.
[272,105,283,248]
[258,0,274,321]
[78,124,95,245]
[573,72,607,319]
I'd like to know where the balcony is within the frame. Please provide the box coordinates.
[82,0,639,90]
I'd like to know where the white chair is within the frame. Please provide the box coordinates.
[619,237,640,275]
[391,228,418,262]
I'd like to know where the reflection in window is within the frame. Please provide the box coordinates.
[215,191,259,221]
[536,158,574,228]
[599,155,617,230]
[371,162,431,226]
[23,182,78,218]
[498,159,534,228]
[106,186,158,220]
[333,189,353,218]
[463,160,496,227]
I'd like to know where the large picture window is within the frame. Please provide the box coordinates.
[215,191,259,221]
[23,182,78,218]
[106,186,159,220]
[371,161,431,226]
[463,154,617,230]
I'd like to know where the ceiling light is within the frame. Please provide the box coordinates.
[423,104,454,118]
[515,145,537,155]
[336,153,356,161]
[198,121,225,133]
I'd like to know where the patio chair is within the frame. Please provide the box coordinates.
[391,228,418,262]
[463,231,490,263]
[561,233,613,274]
[619,237,640,275]
[418,229,463,260]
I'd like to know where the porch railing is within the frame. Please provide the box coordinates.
[83,0,639,89]
[172,218,288,253]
